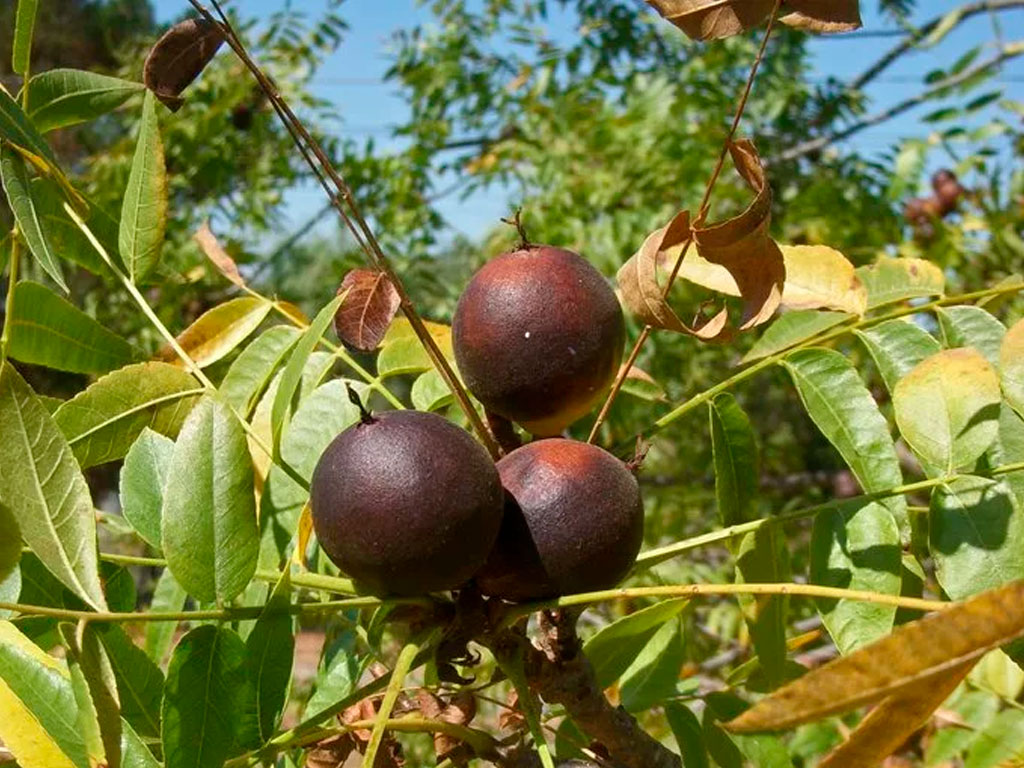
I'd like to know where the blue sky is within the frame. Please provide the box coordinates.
[151,1,1024,242]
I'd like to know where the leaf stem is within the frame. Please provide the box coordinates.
[587,2,782,443]
[0,596,402,623]
[506,583,950,622]
[631,460,1024,570]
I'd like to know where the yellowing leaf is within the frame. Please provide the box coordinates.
[378,317,456,377]
[1002,318,1024,418]
[817,661,971,768]
[157,297,272,369]
[855,256,945,310]
[726,580,1024,734]
[777,245,866,315]
[646,0,861,40]
[893,348,1001,473]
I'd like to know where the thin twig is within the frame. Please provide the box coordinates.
[774,40,1024,165]
[587,1,781,444]
[186,0,501,459]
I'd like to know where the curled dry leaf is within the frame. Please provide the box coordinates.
[143,18,226,112]
[417,689,477,760]
[193,221,244,288]
[618,140,786,342]
[726,579,1024,734]
[646,0,861,41]
[333,268,401,352]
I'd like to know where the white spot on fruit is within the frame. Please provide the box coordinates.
[524,331,531,339]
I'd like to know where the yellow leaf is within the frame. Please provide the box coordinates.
[157,297,272,369]
[1002,319,1024,418]
[726,580,1024,733]
[817,661,971,767]
[292,501,313,569]
[778,245,867,315]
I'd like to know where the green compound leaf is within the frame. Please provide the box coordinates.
[583,599,689,689]
[7,281,135,374]
[219,325,300,419]
[161,396,258,603]
[709,393,759,528]
[0,362,107,611]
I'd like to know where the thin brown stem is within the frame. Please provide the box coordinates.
[186,0,501,460]
[586,2,781,444]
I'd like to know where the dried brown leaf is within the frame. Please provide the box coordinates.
[616,210,730,340]
[687,139,785,332]
[727,580,1024,733]
[333,268,401,352]
[143,18,225,112]
[306,733,357,768]
[416,689,476,759]
[781,0,862,34]
[817,661,972,768]
[499,689,526,734]
[193,221,244,288]
[646,0,861,40]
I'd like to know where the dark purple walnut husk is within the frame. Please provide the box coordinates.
[311,410,504,596]
[452,245,625,436]
[476,438,644,601]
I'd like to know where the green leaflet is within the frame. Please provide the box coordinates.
[854,318,940,394]
[937,305,1006,368]
[742,310,851,363]
[930,476,1024,600]
[271,292,345,457]
[7,281,136,373]
[12,0,38,75]
[244,571,294,745]
[27,69,143,133]
[0,363,107,611]
[0,145,67,291]
[60,622,121,768]
[280,379,364,482]
[811,501,902,654]
[709,393,759,528]
[666,702,710,768]
[119,90,167,283]
[161,397,258,603]
[619,617,685,712]
[54,361,204,469]
[736,526,790,685]
[119,429,174,551]
[583,599,689,689]
[97,624,165,739]
[161,625,255,768]
[893,348,1001,474]
[144,569,187,666]
[0,70,60,169]
[219,325,301,418]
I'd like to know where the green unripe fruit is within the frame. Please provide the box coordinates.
[452,245,625,436]
[476,438,644,601]
[310,410,504,596]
